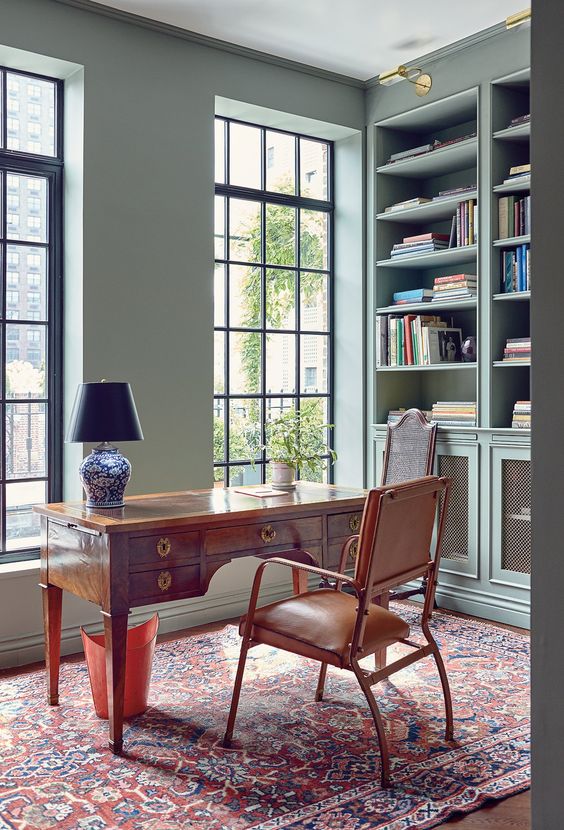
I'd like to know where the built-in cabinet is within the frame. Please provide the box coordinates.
[369,69,531,628]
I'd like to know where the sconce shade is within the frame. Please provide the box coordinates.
[66,382,144,444]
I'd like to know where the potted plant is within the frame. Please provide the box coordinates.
[263,406,337,489]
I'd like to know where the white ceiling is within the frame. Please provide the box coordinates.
[91,0,525,80]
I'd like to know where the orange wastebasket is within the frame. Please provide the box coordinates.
[81,613,159,719]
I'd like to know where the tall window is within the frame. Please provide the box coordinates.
[214,117,333,486]
[0,68,63,562]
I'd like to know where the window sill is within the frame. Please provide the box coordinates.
[0,559,40,580]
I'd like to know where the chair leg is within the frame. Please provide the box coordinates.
[431,645,454,741]
[315,663,328,701]
[351,662,391,788]
[223,638,251,747]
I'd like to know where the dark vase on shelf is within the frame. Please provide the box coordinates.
[461,336,477,362]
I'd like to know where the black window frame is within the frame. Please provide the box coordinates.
[0,66,63,563]
[214,116,334,487]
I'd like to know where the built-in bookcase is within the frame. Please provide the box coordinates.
[491,69,531,429]
[374,89,479,425]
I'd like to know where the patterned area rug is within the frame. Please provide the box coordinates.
[0,606,529,829]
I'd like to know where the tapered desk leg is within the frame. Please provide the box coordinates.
[41,584,62,705]
[103,612,128,755]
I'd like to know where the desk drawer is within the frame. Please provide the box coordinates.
[129,564,201,606]
[129,531,200,571]
[328,510,363,539]
[205,516,322,557]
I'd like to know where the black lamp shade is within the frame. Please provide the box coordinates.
[66,382,144,443]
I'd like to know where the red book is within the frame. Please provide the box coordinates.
[402,232,450,244]
[434,273,475,284]
[404,315,416,365]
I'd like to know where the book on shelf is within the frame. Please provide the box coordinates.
[498,195,530,239]
[387,408,432,424]
[510,163,531,176]
[512,399,531,429]
[431,401,477,427]
[502,337,530,362]
[376,313,469,366]
[510,113,530,127]
[455,199,478,246]
[502,244,530,292]
[432,184,476,201]
[388,141,438,163]
[432,273,477,301]
[391,288,433,304]
[433,132,476,150]
[384,197,432,213]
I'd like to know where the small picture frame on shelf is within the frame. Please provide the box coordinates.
[428,327,463,363]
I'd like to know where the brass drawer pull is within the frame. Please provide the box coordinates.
[349,514,361,533]
[158,570,172,592]
[350,539,359,560]
[157,537,171,558]
[260,524,276,544]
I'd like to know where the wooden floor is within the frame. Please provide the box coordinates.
[3,608,530,829]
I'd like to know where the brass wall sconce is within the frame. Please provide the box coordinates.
[506,8,531,30]
[378,65,432,97]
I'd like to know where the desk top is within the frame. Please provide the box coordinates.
[34,482,367,534]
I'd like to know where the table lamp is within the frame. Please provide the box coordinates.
[66,381,143,508]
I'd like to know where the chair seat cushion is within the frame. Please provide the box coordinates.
[243,589,410,668]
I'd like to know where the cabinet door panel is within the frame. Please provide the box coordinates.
[491,446,531,588]
[435,441,479,579]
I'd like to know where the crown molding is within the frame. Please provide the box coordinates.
[53,0,365,89]
[364,20,509,89]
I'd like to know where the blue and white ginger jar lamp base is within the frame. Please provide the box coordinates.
[79,443,132,508]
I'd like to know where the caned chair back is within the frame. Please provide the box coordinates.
[353,477,449,610]
[381,409,437,485]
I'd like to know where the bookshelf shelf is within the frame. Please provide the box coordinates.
[493,291,530,301]
[493,235,530,248]
[376,363,476,373]
[493,180,530,194]
[377,191,478,224]
[376,298,477,314]
[376,138,477,179]
[493,123,530,142]
[376,245,477,269]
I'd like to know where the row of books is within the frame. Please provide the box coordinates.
[502,337,530,363]
[384,185,476,213]
[376,313,464,366]
[452,199,477,247]
[390,232,448,259]
[501,244,530,293]
[431,402,477,427]
[502,163,530,188]
[508,113,530,128]
[385,133,476,165]
[512,400,531,430]
[498,194,530,239]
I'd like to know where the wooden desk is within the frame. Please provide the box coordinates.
[35,482,366,754]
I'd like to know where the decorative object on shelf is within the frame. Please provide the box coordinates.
[66,381,144,508]
[461,336,477,362]
[378,64,432,96]
[506,8,531,29]
[262,407,336,489]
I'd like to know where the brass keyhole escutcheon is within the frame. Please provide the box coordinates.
[158,570,172,592]
[260,524,276,543]
[157,537,171,559]
[349,514,361,533]
[350,539,359,560]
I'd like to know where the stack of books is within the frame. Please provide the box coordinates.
[502,244,530,292]
[512,400,531,429]
[390,232,449,259]
[502,163,530,187]
[384,196,431,213]
[376,313,464,367]
[432,273,477,301]
[509,113,530,128]
[386,141,438,164]
[392,288,433,306]
[498,195,530,238]
[502,337,530,363]
[431,402,477,427]
[450,199,477,247]
[432,184,476,202]
[387,408,432,424]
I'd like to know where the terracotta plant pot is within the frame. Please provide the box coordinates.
[271,461,296,489]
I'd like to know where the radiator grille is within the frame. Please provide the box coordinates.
[501,458,531,574]
[438,454,469,562]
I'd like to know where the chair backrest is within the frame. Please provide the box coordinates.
[381,409,437,486]
[353,476,450,614]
